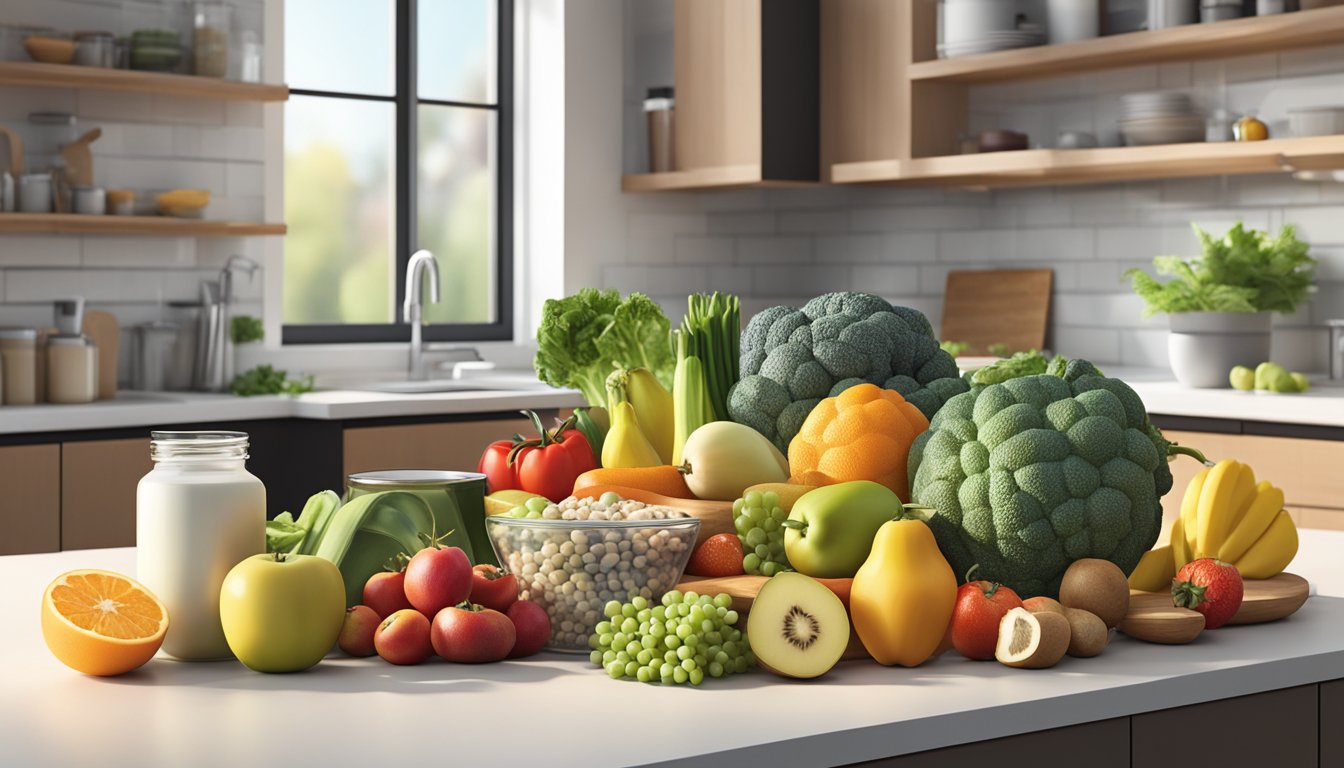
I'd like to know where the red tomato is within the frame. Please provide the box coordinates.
[1172,558,1244,629]
[478,410,595,502]
[363,571,413,619]
[404,546,472,617]
[950,574,1023,660]
[431,603,517,663]
[470,564,519,613]
[506,600,551,658]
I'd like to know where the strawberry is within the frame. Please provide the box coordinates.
[951,566,1023,660]
[1172,558,1244,629]
[686,534,746,578]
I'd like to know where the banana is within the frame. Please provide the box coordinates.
[1171,518,1193,570]
[1180,467,1208,557]
[1233,510,1299,579]
[1195,459,1245,559]
[1217,482,1285,564]
[1128,544,1176,592]
[1225,462,1259,532]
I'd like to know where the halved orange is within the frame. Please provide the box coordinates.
[41,569,169,676]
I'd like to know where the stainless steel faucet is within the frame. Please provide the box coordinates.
[403,249,441,381]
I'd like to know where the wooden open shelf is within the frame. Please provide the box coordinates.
[0,213,286,236]
[621,164,818,192]
[831,135,1344,188]
[909,7,1344,85]
[0,61,288,101]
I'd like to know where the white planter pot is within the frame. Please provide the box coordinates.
[1167,311,1272,388]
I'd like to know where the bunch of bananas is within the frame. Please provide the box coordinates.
[1129,459,1298,591]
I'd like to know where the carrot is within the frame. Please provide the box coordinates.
[571,466,694,499]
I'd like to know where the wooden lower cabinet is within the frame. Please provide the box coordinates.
[0,444,60,555]
[854,682,1335,767]
[343,415,540,479]
[1160,430,1344,533]
[61,438,152,551]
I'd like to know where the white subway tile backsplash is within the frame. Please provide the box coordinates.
[82,238,196,268]
[778,210,850,234]
[736,236,812,265]
[753,266,851,297]
[853,206,983,232]
[1015,228,1094,262]
[1054,326,1121,364]
[1119,329,1170,368]
[708,266,753,296]
[225,163,265,196]
[6,269,162,303]
[75,90,154,122]
[815,234,882,263]
[153,95,227,126]
[707,211,776,235]
[850,265,920,296]
[673,236,734,264]
[0,236,82,267]
[1285,208,1344,245]
[882,231,938,263]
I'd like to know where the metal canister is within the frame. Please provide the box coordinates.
[1328,320,1344,381]
[346,470,493,566]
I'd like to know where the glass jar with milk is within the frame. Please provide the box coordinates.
[136,431,265,660]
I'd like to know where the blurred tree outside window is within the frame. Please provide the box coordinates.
[283,0,508,341]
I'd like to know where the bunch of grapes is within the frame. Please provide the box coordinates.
[733,490,790,576]
[588,591,754,685]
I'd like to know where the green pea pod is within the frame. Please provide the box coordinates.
[313,491,437,606]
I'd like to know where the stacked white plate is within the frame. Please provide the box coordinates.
[1119,92,1205,146]
[939,0,1045,59]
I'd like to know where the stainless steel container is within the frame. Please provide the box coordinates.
[346,470,492,566]
[73,32,115,67]
[132,322,178,391]
[1329,320,1344,381]
[165,302,200,390]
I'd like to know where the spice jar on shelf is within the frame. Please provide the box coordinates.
[45,335,98,404]
[192,2,230,78]
[0,328,38,405]
[644,86,675,174]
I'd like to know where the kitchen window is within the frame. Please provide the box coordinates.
[282,0,513,344]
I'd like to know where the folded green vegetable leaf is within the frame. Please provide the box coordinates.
[264,518,306,554]
[312,491,436,607]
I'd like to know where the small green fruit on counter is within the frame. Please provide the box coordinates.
[1231,362,1310,393]
[219,553,346,673]
[783,480,902,579]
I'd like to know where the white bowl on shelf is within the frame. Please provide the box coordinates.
[1120,116,1207,146]
[1289,107,1344,138]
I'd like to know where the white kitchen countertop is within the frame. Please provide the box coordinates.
[0,366,1341,437]
[0,381,586,436]
[3,530,1343,768]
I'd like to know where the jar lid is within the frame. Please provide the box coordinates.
[28,112,76,126]
[348,469,486,488]
[0,327,37,340]
[150,431,249,462]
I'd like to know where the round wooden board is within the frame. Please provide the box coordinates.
[1118,591,1206,644]
[1225,572,1310,625]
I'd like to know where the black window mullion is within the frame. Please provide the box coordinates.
[395,0,416,323]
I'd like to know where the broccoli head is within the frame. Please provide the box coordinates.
[728,292,968,451]
[907,359,1179,599]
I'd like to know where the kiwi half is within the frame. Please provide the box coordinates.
[748,572,849,679]
[995,607,1071,669]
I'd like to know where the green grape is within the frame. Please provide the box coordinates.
[771,506,788,522]
[754,544,770,559]
[598,491,622,506]
[525,496,550,513]
[742,553,761,572]
[604,600,622,618]
[743,491,762,509]
[747,506,767,524]
[588,592,756,685]
[744,528,767,548]
[762,491,779,508]
[631,595,648,610]
[760,561,781,577]
[762,518,780,533]
[734,516,751,535]
[733,493,790,576]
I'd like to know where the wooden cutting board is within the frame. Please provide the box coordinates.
[939,268,1053,356]
[1119,572,1310,643]
[1119,591,1206,644]
[82,311,118,399]
[1225,572,1310,625]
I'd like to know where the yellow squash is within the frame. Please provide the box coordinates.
[850,517,956,667]
[623,367,675,465]
[601,401,662,469]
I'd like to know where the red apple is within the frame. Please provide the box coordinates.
[431,602,516,663]
[374,609,433,665]
[338,605,380,657]
[470,564,519,613]
[363,571,413,619]
[404,546,472,617]
[506,600,551,658]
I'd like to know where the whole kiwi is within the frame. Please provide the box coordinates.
[1063,607,1110,658]
[1059,559,1130,629]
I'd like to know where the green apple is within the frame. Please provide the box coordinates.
[1229,365,1254,391]
[783,480,901,578]
[219,553,346,673]
[1291,372,1310,392]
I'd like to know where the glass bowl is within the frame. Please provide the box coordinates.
[486,515,700,651]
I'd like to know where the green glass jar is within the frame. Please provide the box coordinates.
[346,470,495,566]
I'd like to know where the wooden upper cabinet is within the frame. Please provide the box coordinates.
[0,444,61,555]
[61,438,153,551]
[624,0,819,191]
[344,416,540,480]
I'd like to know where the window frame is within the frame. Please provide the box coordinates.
[281,0,514,344]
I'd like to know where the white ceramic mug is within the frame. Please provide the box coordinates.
[1048,0,1100,43]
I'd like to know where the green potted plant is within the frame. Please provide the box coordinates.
[1126,222,1315,388]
